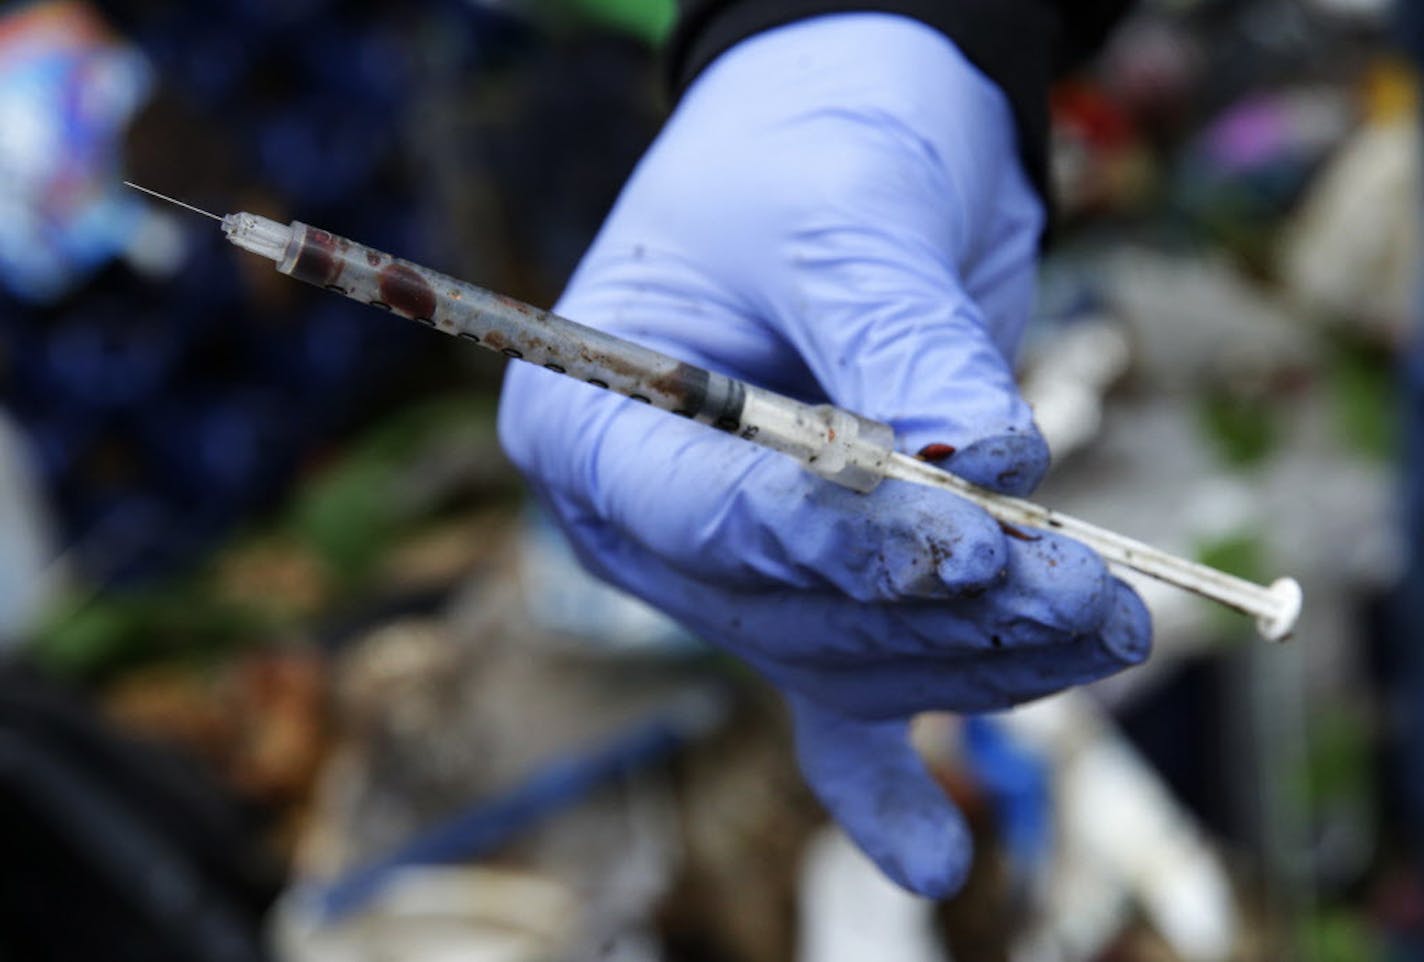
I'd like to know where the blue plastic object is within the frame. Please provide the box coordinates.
[963,716,1052,884]
[315,691,724,921]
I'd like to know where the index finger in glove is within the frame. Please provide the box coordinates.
[766,579,1153,718]
[551,501,1147,676]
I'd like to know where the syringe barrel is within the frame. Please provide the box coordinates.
[271,220,894,491]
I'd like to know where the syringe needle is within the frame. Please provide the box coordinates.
[194,203,1304,640]
[122,181,224,222]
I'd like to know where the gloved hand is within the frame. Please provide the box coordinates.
[498,12,1151,897]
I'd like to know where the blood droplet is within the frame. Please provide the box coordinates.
[916,443,957,463]
[378,263,437,321]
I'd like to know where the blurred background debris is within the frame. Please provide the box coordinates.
[0,0,1421,959]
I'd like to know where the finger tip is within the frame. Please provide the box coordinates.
[791,703,975,900]
[1101,580,1154,665]
[1003,534,1115,636]
[948,432,1049,496]
[888,829,972,899]
[857,781,973,899]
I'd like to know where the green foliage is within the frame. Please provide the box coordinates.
[1299,705,1373,809]
[1297,908,1384,962]
[1326,338,1397,462]
[1194,530,1266,639]
[31,584,270,682]
[288,456,401,587]
[566,0,675,44]
[1197,388,1278,467]
[287,394,500,587]
[30,394,506,681]
[1196,529,1266,583]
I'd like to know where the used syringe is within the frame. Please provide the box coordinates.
[125,183,1303,641]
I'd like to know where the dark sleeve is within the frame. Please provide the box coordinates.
[667,1,1133,203]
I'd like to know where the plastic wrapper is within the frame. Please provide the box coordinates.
[0,1,153,303]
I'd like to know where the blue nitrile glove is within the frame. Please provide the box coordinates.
[498,13,1151,897]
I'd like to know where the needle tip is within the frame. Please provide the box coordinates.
[122,181,224,222]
